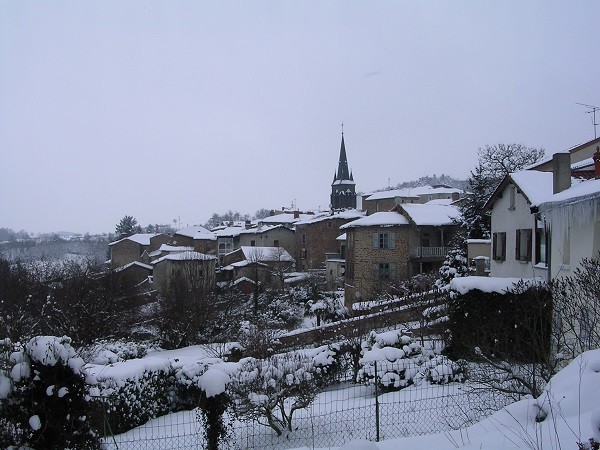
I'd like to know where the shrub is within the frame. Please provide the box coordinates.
[228,353,319,437]
[1,336,99,449]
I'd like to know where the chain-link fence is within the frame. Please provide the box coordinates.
[100,361,515,450]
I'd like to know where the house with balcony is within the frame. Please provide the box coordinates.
[340,203,460,306]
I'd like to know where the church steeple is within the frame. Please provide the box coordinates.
[335,133,351,181]
[330,127,357,210]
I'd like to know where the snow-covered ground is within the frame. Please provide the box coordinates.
[100,346,600,450]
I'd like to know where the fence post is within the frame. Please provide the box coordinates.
[374,361,380,442]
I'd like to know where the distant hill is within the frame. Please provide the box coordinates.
[364,174,469,195]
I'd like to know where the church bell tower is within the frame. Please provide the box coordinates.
[330,128,356,210]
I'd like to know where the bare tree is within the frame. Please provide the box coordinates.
[477,143,545,186]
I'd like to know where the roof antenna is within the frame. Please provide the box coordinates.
[576,102,600,138]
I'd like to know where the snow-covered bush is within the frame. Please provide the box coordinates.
[87,359,175,434]
[413,355,466,385]
[357,330,423,392]
[1,336,99,449]
[228,353,320,437]
[305,291,349,326]
[310,343,347,384]
[80,339,154,364]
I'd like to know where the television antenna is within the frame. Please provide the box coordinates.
[576,102,600,138]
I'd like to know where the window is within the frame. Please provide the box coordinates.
[373,232,395,249]
[345,261,353,278]
[250,240,256,247]
[301,233,306,244]
[301,248,307,259]
[509,186,516,210]
[273,239,279,247]
[515,229,532,261]
[535,219,547,265]
[372,262,396,279]
[492,232,506,261]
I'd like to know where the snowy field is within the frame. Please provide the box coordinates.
[98,347,600,450]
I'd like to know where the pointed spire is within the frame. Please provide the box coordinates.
[336,132,350,181]
[350,170,354,181]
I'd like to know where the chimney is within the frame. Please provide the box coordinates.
[594,146,600,179]
[552,153,571,194]
[245,220,251,229]
[293,211,300,219]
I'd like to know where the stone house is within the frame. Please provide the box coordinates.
[220,246,294,287]
[340,204,460,306]
[151,251,217,292]
[109,233,171,269]
[362,185,464,216]
[294,210,365,271]
[113,261,153,289]
[172,225,217,255]
[238,224,296,256]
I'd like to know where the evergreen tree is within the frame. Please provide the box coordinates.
[115,215,142,239]
[459,163,493,240]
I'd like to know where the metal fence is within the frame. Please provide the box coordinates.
[100,363,515,450]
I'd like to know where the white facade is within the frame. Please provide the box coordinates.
[488,173,552,280]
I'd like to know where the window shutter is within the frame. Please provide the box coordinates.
[515,229,521,260]
[373,233,379,249]
[389,233,395,249]
[501,233,506,261]
[526,229,532,261]
[372,263,379,278]
[492,233,498,260]
[389,262,397,278]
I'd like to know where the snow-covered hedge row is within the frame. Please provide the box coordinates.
[357,330,464,391]
[87,357,175,434]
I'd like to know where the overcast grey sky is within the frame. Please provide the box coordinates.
[1,1,599,234]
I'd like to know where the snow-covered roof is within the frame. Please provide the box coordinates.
[158,244,194,253]
[259,213,315,224]
[109,233,161,246]
[114,261,153,272]
[294,209,365,225]
[425,198,454,205]
[572,157,594,170]
[340,212,410,229]
[400,203,460,226]
[336,233,347,241]
[174,225,217,241]
[234,246,295,262]
[151,251,217,265]
[213,226,245,238]
[365,185,463,201]
[238,224,291,235]
[538,178,600,211]
[509,170,554,206]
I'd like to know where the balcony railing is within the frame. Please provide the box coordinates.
[410,246,449,259]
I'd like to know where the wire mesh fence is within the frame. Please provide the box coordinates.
[99,361,516,450]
